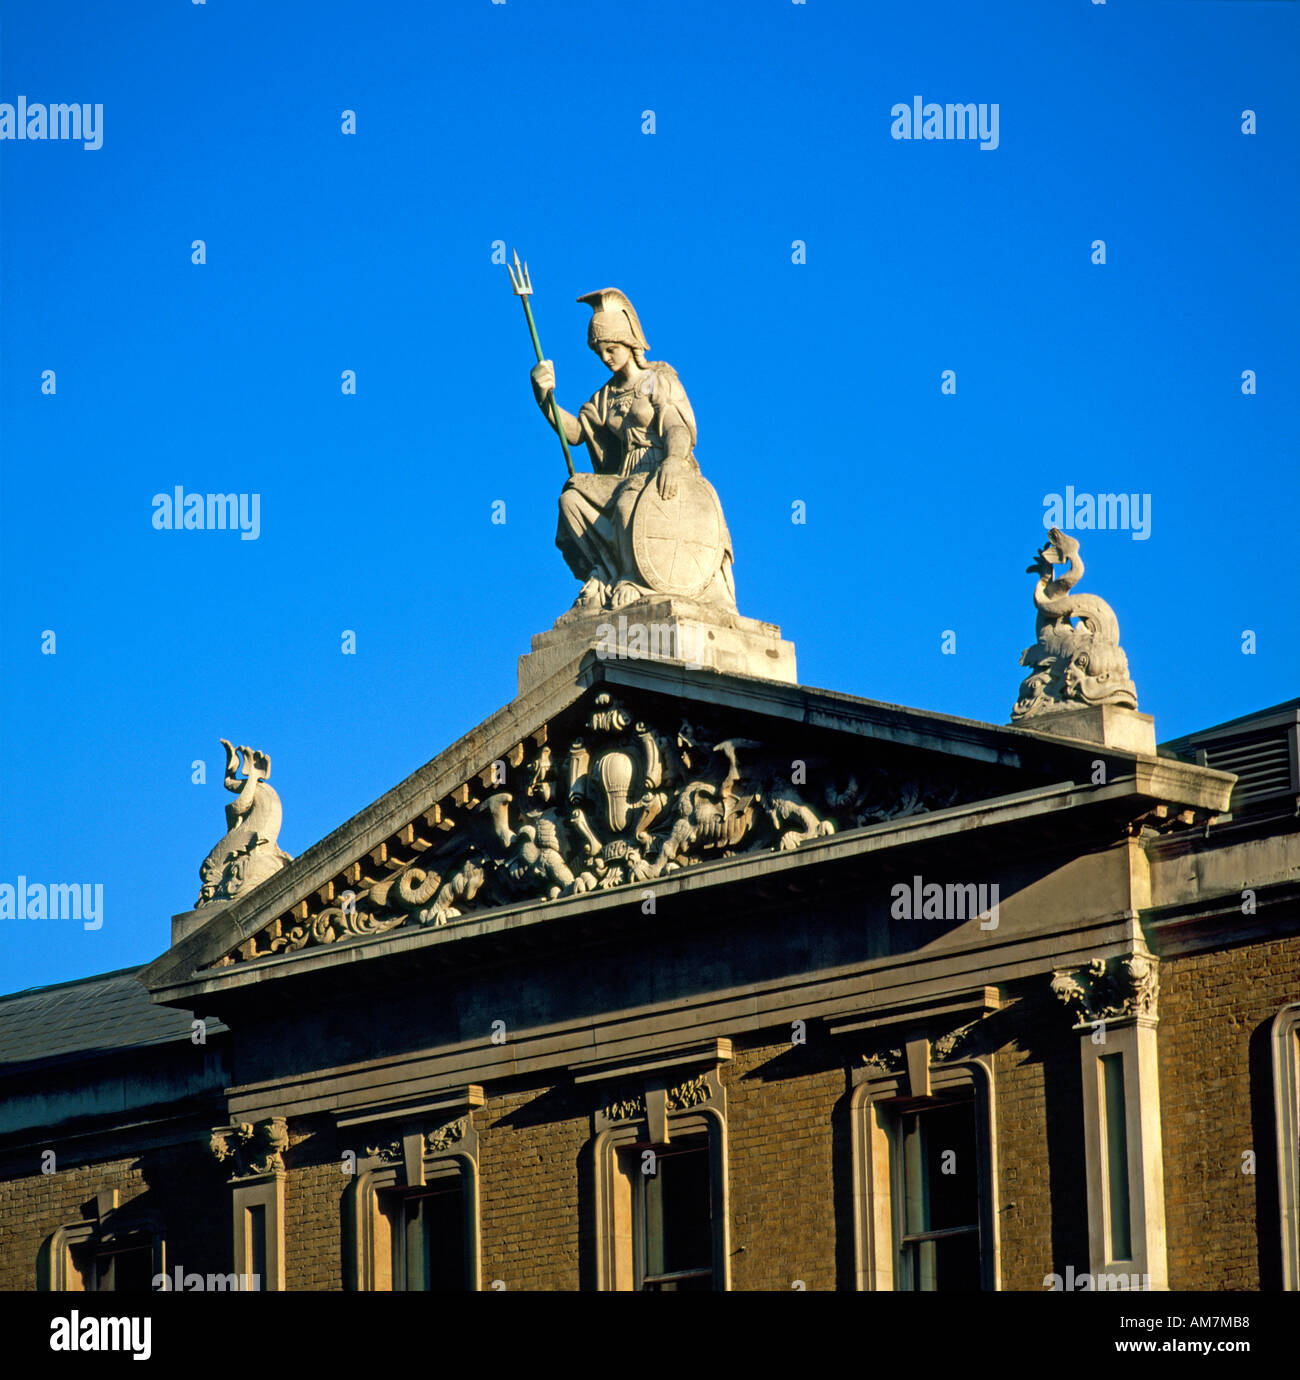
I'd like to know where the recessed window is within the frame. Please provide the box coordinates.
[595,1112,728,1291]
[73,1233,155,1293]
[1101,1054,1132,1260]
[245,1204,267,1290]
[384,1178,467,1291]
[895,1099,981,1292]
[630,1138,714,1291]
[855,1049,997,1291]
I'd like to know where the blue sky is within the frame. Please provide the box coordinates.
[2,0,1297,991]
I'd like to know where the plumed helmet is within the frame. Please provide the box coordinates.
[577,288,650,353]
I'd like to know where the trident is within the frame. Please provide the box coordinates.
[507,250,575,477]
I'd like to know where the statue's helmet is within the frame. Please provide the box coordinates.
[578,288,650,353]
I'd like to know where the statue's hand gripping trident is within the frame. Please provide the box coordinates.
[507,250,575,477]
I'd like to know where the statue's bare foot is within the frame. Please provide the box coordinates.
[572,575,608,611]
[609,581,646,610]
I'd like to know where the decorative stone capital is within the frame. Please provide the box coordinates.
[209,1117,289,1180]
[1051,954,1158,1026]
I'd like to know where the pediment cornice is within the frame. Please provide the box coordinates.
[140,659,1233,998]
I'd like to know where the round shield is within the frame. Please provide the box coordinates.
[630,473,725,598]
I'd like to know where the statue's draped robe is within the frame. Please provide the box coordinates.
[556,361,734,604]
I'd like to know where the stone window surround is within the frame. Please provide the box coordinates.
[210,1117,289,1291]
[230,1175,284,1291]
[850,1050,1000,1292]
[1077,1019,1166,1289]
[1051,954,1167,1290]
[345,1112,482,1292]
[44,1188,165,1291]
[1273,1002,1300,1291]
[582,1039,732,1291]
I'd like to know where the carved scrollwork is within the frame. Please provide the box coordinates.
[601,1092,646,1123]
[933,1020,982,1062]
[361,1119,467,1164]
[426,1119,465,1154]
[666,1074,711,1110]
[861,1047,906,1076]
[364,1140,403,1163]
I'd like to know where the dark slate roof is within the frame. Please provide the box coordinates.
[0,966,226,1070]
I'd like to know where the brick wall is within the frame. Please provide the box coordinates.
[1159,934,1300,1290]
[0,1142,225,1292]
[725,1039,841,1291]
[283,1115,343,1290]
[7,935,1294,1292]
[993,983,1089,1291]
[476,1083,588,1291]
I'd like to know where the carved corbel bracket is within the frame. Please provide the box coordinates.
[209,1116,289,1181]
[1051,953,1159,1027]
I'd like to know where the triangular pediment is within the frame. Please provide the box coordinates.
[140,657,1232,998]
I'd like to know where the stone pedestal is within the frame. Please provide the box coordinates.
[1015,705,1157,755]
[172,902,227,947]
[518,596,797,696]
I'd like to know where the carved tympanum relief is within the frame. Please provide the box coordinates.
[211,694,994,968]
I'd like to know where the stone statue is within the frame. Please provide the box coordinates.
[530,289,737,615]
[1013,528,1138,721]
[197,740,292,907]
